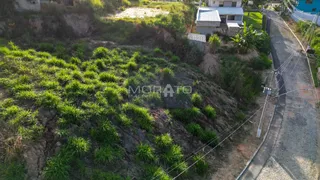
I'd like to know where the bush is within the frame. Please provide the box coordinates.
[91,120,119,144]
[122,0,131,6]
[122,103,154,131]
[162,68,175,81]
[15,90,37,101]
[99,72,119,82]
[203,105,216,119]
[154,48,163,55]
[186,123,203,137]
[0,161,25,180]
[44,154,71,180]
[67,137,90,156]
[102,87,123,105]
[254,31,271,55]
[144,166,171,180]
[162,145,184,165]
[171,55,180,62]
[58,104,84,124]
[155,133,173,148]
[250,54,272,70]
[37,91,61,109]
[170,107,201,122]
[94,145,123,164]
[95,59,107,70]
[186,123,218,145]
[193,155,209,176]
[191,93,202,107]
[136,143,156,162]
[92,47,109,59]
[208,34,221,53]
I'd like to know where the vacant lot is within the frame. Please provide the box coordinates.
[111,7,169,19]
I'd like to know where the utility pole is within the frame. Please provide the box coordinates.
[257,87,272,138]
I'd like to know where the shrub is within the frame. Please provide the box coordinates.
[208,34,221,53]
[91,120,119,144]
[191,93,202,107]
[170,107,201,122]
[44,153,71,180]
[162,145,184,165]
[155,133,173,148]
[94,145,123,164]
[99,72,119,82]
[250,54,272,70]
[136,143,156,162]
[144,166,171,180]
[254,31,271,55]
[236,111,246,121]
[102,87,123,105]
[95,59,107,70]
[203,105,216,119]
[84,71,98,79]
[201,130,218,144]
[154,48,163,55]
[58,104,84,124]
[91,170,125,180]
[142,92,162,108]
[92,47,109,59]
[39,80,60,90]
[122,103,154,131]
[37,91,61,109]
[186,123,203,137]
[162,68,175,82]
[0,161,25,180]
[171,55,180,62]
[126,61,138,70]
[67,137,90,156]
[116,113,132,126]
[15,90,37,101]
[122,0,131,6]
[70,57,81,65]
[193,155,209,176]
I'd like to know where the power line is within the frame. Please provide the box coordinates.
[171,105,266,179]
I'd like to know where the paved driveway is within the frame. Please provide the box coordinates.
[239,11,320,180]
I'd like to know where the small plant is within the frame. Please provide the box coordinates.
[37,91,61,109]
[70,57,81,65]
[144,166,171,180]
[193,155,209,176]
[208,34,221,54]
[94,145,123,164]
[162,145,184,165]
[142,92,162,108]
[170,107,201,122]
[58,104,84,124]
[91,120,119,144]
[122,103,154,131]
[116,113,132,126]
[102,87,123,105]
[154,47,163,55]
[203,105,216,119]
[136,143,156,162]
[67,137,90,156]
[15,90,37,101]
[99,72,119,82]
[122,0,131,6]
[186,123,203,137]
[126,61,138,70]
[84,71,98,79]
[171,55,180,62]
[191,93,203,107]
[155,133,173,148]
[95,59,107,70]
[44,153,71,180]
[162,68,175,82]
[92,47,109,59]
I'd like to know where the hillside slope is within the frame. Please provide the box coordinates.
[0,42,244,180]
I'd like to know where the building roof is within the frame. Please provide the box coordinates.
[197,9,221,21]
[187,33,206,42]
[198,7,244,16]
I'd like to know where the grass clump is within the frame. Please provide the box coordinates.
[44,153,71,180]
[37,91,61,109]
[203,105,216,119]
[161,68,175,82]
[102,87,123,105]
[94,145,123,164]
[0,161,26,180]
[191,93,202,107]
[142,92,162,108]
[192,155,209,176]
[122,103,154,131]
[155,133,173,148]
[99,72,119,82]
[136,143,156,162]
[91,120,119,144]
[144,166,171,180]
[92,47,109,59]
[186,123,218,145]
[15,90,37,101]
[67,137,90,156]
[162,144,183,165]
[170,107,201,122]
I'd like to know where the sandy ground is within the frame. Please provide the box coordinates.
[111,7,169,19]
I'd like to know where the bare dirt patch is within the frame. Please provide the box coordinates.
[111,7,169,19]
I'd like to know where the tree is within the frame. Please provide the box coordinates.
[232,22,257,53]
[208,34,221,54]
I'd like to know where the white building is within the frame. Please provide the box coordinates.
[196,0,244,35]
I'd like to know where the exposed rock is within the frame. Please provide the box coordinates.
[23,141,46,180]
[63,14,92,37]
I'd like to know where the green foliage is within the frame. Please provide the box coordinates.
[94,145,123,164]
[232,23,257,53]
[67,137,90,156]
[0,161,26,180]
[154,47,163,55]
[186,123,218,145]
[93,47,109,59]
[243,12,263,30]
[136,143,156,162]
[122,103,154,131]
[91,120,119,144]
[208,34,221,53]
[141,92,162,108]
[44,153,71,180]
[192,155,209,176]
[99,72,119,82]
[144,166,171,180]
[162,144,184,165]
[191,93,203,107]
[203,105,216,119]
[250,54,272,70]
[155,133,173,148]
[162,68,175,82]
[102,87,123,105]
[170,107,201,122]
[15,90,37,101]
[90,169,126,180]
[254,31,271,54]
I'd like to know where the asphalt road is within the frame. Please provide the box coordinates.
[238,11,320,180]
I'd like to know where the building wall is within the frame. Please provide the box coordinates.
[15,0,41,11]
[208,0,242,7]
[196,26,216,34]
[197,21,221,27]
[296,0,320,13]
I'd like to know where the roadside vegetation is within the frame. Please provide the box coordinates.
[244,12,263,30]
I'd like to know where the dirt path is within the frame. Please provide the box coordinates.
[110,7,169,19]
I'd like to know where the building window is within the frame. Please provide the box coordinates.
[228,15,235,20]
[219,1,224,7]
[306,0,313,4]
[232,2,237,7]
[312,8,317,12]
